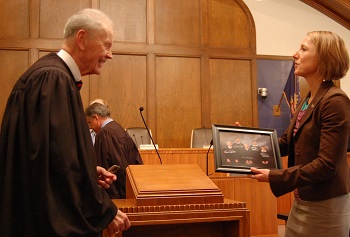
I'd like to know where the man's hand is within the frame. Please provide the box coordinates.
[106,210,131,236]
[97,166,117,189]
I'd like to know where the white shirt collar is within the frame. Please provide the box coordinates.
[101,118,113,128]
[57,49,81,82]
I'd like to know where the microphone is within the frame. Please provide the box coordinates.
[141,136,144,144]
[206,139,213,176]
[139,106,162,164]
[132,134,139,148]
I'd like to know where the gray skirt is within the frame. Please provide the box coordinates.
[285,193,350,237]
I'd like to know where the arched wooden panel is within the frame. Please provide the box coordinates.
[208,0,251,48]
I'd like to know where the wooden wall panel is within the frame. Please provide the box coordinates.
[209,59,253,126]
[40,0,90,39]
[156,57,202,148]
[155,0,201,46]
[0,50,29,123]
[101,0,147,43]
[0,0,256,148]
[0,1,29,38]
[90,54,147,128]
[233,178,278,236]
[208,0,250,48]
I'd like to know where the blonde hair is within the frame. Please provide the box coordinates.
[307,31,349,81]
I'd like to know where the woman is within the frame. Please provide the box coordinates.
[250,31,350,236]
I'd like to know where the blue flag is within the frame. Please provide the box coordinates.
[280,63,300,116]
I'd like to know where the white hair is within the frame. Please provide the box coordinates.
[63,8,113,39]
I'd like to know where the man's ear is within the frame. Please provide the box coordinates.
[76,30,86,50]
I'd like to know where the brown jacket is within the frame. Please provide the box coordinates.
[269,81,350,201]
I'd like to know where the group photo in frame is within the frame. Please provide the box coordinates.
[212,124,282,174]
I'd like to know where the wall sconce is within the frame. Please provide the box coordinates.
[258,88,268,99]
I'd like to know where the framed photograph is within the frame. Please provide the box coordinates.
[212,124,282,174]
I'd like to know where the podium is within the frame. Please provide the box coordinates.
[105,164,250,237]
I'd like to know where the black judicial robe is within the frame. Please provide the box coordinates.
[0,53,117,236]
[94,121,143,199]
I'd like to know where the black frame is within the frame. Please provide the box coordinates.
[212,124,282,174]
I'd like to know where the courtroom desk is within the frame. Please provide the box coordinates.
[139,148,225,177]
[108,198,250,237]
[211,177,278,237]
[139,148,279,237]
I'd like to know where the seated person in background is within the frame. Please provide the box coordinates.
[85,102,143,199]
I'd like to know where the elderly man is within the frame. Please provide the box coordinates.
[0,9,130,236]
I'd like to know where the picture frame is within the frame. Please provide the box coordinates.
[212,124,282,174]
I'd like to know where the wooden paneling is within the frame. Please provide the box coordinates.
[40,0,90,39]
[210,59,253,126]
[155,0,201,46]
[0,1,30,38]
[156,57,202,147]
[0,0,256,148]
[208,0,251,48]
[0,50,29,122]
[101,0,147,43]
[139,148,217,175]
[90,54,148,127]
[231,178,277,236]
[110,198,249,237]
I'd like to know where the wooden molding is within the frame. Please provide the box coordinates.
[300,0,350,30]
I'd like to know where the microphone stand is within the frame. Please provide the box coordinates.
[132,134,139,148]
[206,140,213,176]
[139,107,162,164]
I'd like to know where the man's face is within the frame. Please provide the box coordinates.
[82,29,113,76]
[87,115,101,133]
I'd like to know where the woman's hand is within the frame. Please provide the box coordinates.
[248,167,270,182]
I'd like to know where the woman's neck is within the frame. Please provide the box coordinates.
[306,76,323,103]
